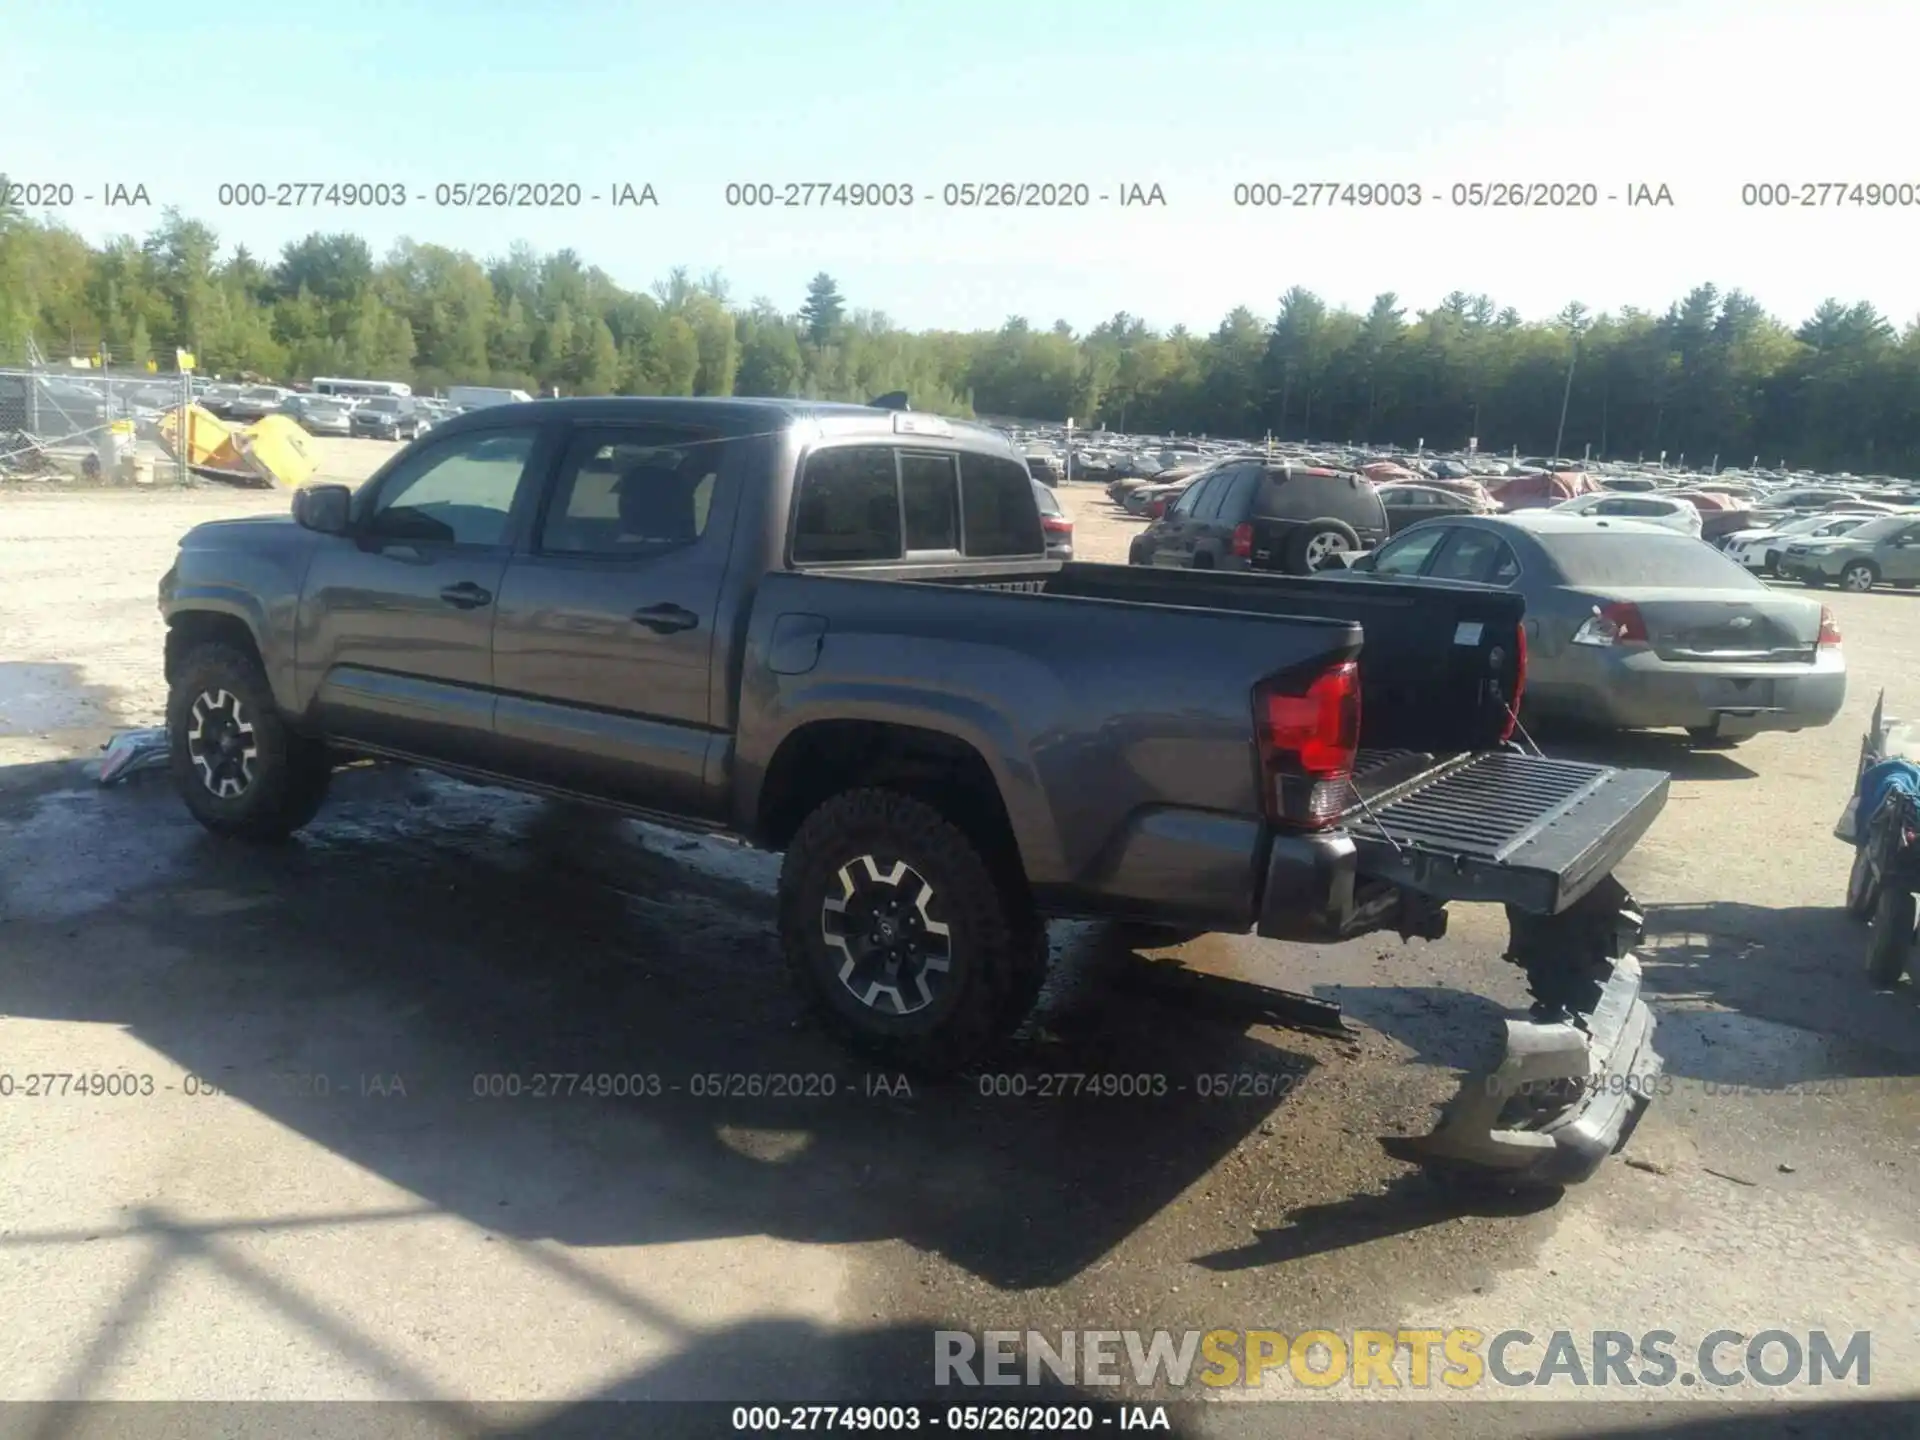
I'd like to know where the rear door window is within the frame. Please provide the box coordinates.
[1370,525,1452,576]
[1428,527,1506,583]
[1173,472,1218,518]
[1208,463,1261,523]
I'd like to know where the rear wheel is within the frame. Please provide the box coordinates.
[778,788,1041,1075]
[1284,519,1361,574]
[167,642,332,840]
[1866,885,1916,987]
[1841,561,1879,593]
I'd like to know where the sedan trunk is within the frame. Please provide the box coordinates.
[1585,586,1821,663]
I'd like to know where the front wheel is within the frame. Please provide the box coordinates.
[168,642,333,840]
[1866,885,1916,986]
[778,788,1043,1075]
[1841,561,1879,593]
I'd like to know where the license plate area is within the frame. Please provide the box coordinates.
[1701,676,1775,709]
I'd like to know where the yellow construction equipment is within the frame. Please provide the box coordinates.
[156,405,315,487]
[235,414,317,489]
[157,404,245,472]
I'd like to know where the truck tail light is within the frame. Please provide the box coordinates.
[1255,660,1361,830]
[1818,605,1842,648]
[1500,621,1528,743]
[1571,601,1648,647]
[1232,522,1254,559]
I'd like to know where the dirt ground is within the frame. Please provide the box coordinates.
[1,456,1917,1427]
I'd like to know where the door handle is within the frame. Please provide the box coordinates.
[438,581,493,610]
[632,603,699,634]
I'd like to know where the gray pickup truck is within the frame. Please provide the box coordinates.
[158,396,1672,1187]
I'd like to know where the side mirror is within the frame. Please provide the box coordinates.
[1347,552,1377,572]
[292,482,352,535]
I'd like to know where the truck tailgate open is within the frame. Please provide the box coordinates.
[1346,750,1670,915]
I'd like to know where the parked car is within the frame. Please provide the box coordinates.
[1123,467,1201,515]
[1723,513,1875,574]
[1377,482,1495,536]
[1778,512,1920,592]
[157,395,1671,1187]
[1492,470,1605,511]
[278,394,354,437]
[195,385,238,419]
[1550,491,1703,537]
[1032,480,1073,559]
[226,386,291,422]
[1130,461,1389,573]
[1322,512,1847,746]
[349,395,428,441]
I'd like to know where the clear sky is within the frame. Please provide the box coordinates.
[7,0,1919,332]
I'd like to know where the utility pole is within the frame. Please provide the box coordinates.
[1552,315,1588,461]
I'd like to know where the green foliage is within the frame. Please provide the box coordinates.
[4,204,1920,471]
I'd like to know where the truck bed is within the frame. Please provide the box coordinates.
[791,560,1667,920]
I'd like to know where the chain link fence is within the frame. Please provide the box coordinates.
[0,347,194,484]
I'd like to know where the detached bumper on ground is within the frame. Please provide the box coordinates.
[1382,873,1659,1187]
[1382,952,1661,1185]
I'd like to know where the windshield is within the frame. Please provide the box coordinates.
[1541,531,1763,589]
[366,397,403,412]
[1838,515,1914,543]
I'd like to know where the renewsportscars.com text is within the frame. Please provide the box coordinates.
[935,1328,1871,1391]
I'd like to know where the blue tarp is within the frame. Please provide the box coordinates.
[1855,759,1920,845]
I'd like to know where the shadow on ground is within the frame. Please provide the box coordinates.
[0,758,1427,1295]
[1528,721,1761,783]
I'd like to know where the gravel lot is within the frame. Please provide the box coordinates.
[2,456,1917,1428]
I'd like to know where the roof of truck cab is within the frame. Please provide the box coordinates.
[425,395,1017,452]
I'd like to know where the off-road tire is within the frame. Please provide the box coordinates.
[168,642,332,841]
[1866,884,1916,988]
[778,787,1037,1075]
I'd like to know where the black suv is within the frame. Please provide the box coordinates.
[1127,461,1388,573]
[350,396,427,441]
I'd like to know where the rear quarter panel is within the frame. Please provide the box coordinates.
[730,568,1359,901]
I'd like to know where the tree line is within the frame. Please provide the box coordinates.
[3,194,1918,474]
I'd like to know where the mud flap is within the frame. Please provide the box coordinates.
[1380,875,1663,1187]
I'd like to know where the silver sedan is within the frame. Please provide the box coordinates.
[1323,511,1847,746]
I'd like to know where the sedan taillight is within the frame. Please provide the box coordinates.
[1571,602,1649,647]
